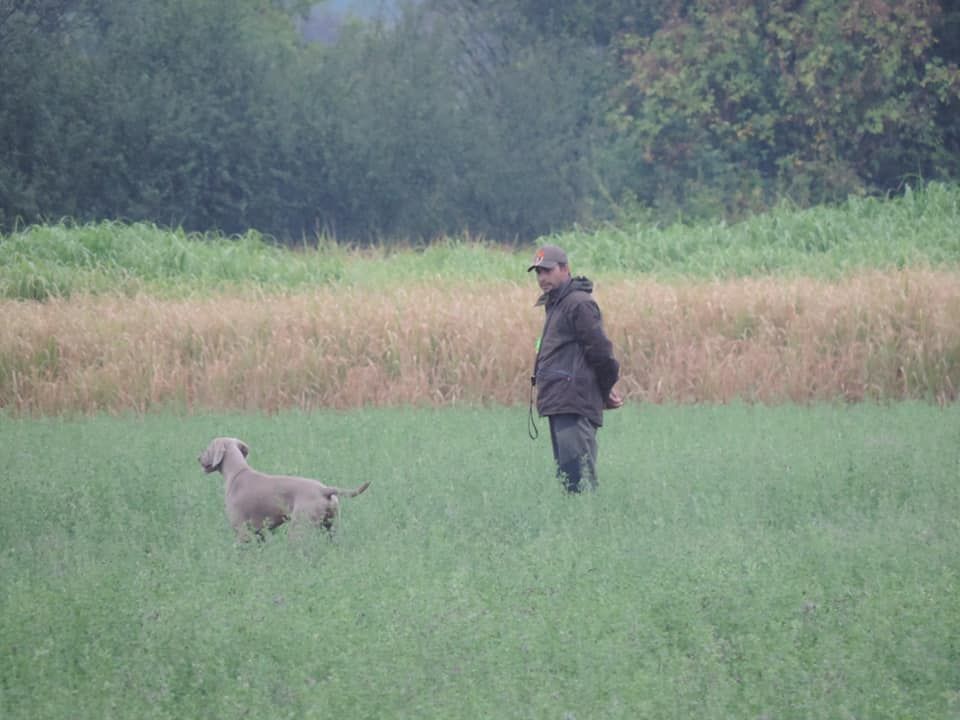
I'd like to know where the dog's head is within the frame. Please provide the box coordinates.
[198,437,249,473]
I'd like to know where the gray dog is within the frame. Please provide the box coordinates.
[198,437,370,540]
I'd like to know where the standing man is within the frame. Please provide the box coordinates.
[528,244,622,493]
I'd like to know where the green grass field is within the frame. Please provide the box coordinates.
[2,403,958,719]
[2,181,958,299]
[2,184,959,716]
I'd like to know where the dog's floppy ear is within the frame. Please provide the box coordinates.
[236,439,250,458]
[199,438,226,473]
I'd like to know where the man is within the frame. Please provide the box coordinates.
[528,244,622,493]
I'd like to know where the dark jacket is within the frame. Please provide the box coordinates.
[533,276,619,427]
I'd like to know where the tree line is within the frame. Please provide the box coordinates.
[1,0,958,243]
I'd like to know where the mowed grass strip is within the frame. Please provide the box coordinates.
[2,269,959,414]
[0,404,958,719]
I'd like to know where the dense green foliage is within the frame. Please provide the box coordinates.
[1,0,957,242]
[1,182,957,300]
[557,180,960,279]
[1,404,958,718]
[610,1,960,216]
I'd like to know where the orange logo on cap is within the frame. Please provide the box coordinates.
[534,250,544,264]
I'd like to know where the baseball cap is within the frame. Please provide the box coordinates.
[527,244,568,272]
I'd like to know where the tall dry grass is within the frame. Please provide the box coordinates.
[2,270,958,415]
[608,271,960,404]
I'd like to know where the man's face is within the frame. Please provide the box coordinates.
[534,264,570,293]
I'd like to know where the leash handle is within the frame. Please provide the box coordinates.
[527,375,539,440]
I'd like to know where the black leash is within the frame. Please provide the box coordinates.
[528,296,555,442]
[527,375,539,440]
[528,286,565,442]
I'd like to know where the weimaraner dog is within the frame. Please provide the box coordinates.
[198,437,370,540]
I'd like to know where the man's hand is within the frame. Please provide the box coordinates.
[604,389,624,410]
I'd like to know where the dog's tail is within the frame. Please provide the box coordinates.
[324,481,371,499]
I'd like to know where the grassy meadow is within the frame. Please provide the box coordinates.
[1,182,960,414]
[1,403,959,719]
[1,181,958,301]
[2,270,960,415]
[1,184,959,718]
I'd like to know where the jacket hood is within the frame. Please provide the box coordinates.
[536,276,593,306]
